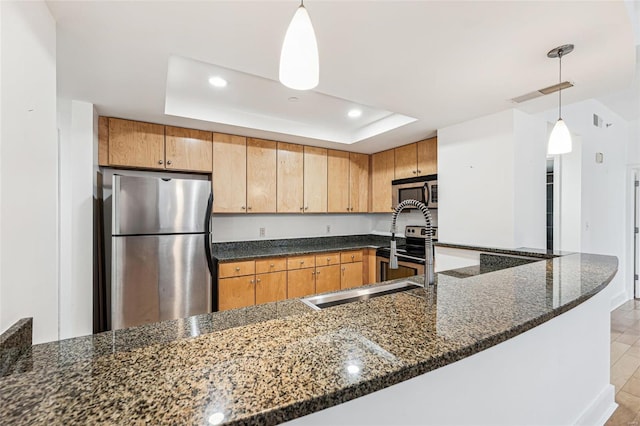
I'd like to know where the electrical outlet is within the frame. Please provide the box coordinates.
[259,227,265,237]
[326,225,331,234]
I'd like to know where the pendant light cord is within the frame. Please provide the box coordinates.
[558,49,563,119]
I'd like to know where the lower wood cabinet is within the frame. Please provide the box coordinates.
[341,262,363,289]
[218,276,255,311]
[315,265,341,294]
[256,271,287,305]
[219,249,370,310]
[287,268,316,298]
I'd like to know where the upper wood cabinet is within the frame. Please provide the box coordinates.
[277,142,304,213]
[212,133,247,213]
[102,118,213,173]
[371,149,395,213]
[327,150,369,213]
[417,137,438,176]
[108,118,165,169]
[394,137,438,179]
[327,150,351,213]
[247,138,277,213]
[303,146,328,213]
[165,126,213,172]
[349,153,369,213]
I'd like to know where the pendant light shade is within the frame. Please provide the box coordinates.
[548,118,572,155]
[546,44,574,156]
[279,3,319,91]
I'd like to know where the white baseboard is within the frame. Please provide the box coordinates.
[574,384,617,425]
[611,290,630,311]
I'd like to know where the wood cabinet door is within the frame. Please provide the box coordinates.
[371,149,395,213]
[277,142,304,213]
[247,138,277,213]
[363,248,377,285]
[417,137,437,176]
[394,143,418,179]
[212,133,247,213]
[108,118,165,169]
[165,126,212,172]
[349,152,369,213]
[287,268,316,298]
[341,262,363,290]
[218,276,255,311]
[315,265,341,294]
[303,146,328,213]
[327,149,350,213]
[255,271,287,305]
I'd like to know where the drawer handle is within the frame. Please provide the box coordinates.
[270,263,274,267]
[167,160,172,165]
[235,267,240,271]
[247,206,252,210]
[351,255,355,259]
[300,261,304,264]
[158,160,164,165]
[327,257,330,261]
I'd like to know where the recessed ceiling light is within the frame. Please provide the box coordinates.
[208,76,228,88]
[347,364,360,375]
[207,412,224,425]
[348,109,362,118]
[288,96,299,102]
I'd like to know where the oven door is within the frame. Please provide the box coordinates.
[377,256,425,282]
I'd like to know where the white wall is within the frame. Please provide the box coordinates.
[437,109,547,249]
[0,1,59,343]
[538,99,632,305]
[211,214,374,242]
[57,99,95,339]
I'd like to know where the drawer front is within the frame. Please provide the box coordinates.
[315,252,340,266]
[340,250,363,264]
[287,255,316,270]
[255,257,287,274]
[219,260,256,278]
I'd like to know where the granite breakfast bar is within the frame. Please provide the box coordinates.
[0,247,618,425]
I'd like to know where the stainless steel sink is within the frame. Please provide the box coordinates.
[301,281,423,310]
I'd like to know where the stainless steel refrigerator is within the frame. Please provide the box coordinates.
[104,173,213,330]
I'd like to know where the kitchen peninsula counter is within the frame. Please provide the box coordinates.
[0,250,618,425]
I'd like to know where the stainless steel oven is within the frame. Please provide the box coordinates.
[392,175,438,210]
[376,225,436,282]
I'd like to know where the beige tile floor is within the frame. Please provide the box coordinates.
[606,300,640,425]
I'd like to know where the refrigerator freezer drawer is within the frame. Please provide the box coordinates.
[111,234,212,330]
[113,174,211,235]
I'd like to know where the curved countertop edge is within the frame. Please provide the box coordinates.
[434,241,573,258]
[228,254,619,425]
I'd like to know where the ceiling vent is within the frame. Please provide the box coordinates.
[511,81,574,103]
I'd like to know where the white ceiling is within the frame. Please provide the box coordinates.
[48,1,637,154]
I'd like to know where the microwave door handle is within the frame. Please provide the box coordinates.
[424,183,429,205]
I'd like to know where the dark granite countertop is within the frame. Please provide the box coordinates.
[211,234,395,261]
[434,241,572,258]
[0,252,617,425]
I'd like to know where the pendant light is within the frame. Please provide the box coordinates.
[547,44,574,155]
[279,0,319,91]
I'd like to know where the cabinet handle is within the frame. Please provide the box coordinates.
[167,160,172,165]
[351,255,355,259]
[250,279,254,284]
[391,206,394,211]
[158,160,164,165]
[316,270,321,275]
[270,263,274,267]
[304,206,308,210]
[417,169,421,174]
[247,206,252,210]
[350,207,354,212]
[327,257,330,261]
[300,261,304,264]
[412,170,417,174]
[241,206,246,210]
[256,278,261,283]
[235,267,240,271]
[342,267,345,272]
[311,271,315,275]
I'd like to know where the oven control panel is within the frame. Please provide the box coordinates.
[405,225,438,241]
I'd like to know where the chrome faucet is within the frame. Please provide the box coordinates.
[390,199,435,286]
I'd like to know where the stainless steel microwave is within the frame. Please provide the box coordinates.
[392,175,438,209]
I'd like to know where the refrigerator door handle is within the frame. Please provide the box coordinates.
[204,192,214,275]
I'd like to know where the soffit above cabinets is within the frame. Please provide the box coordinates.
[48,1,636,154]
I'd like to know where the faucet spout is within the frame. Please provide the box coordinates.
[389,199,435,286]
